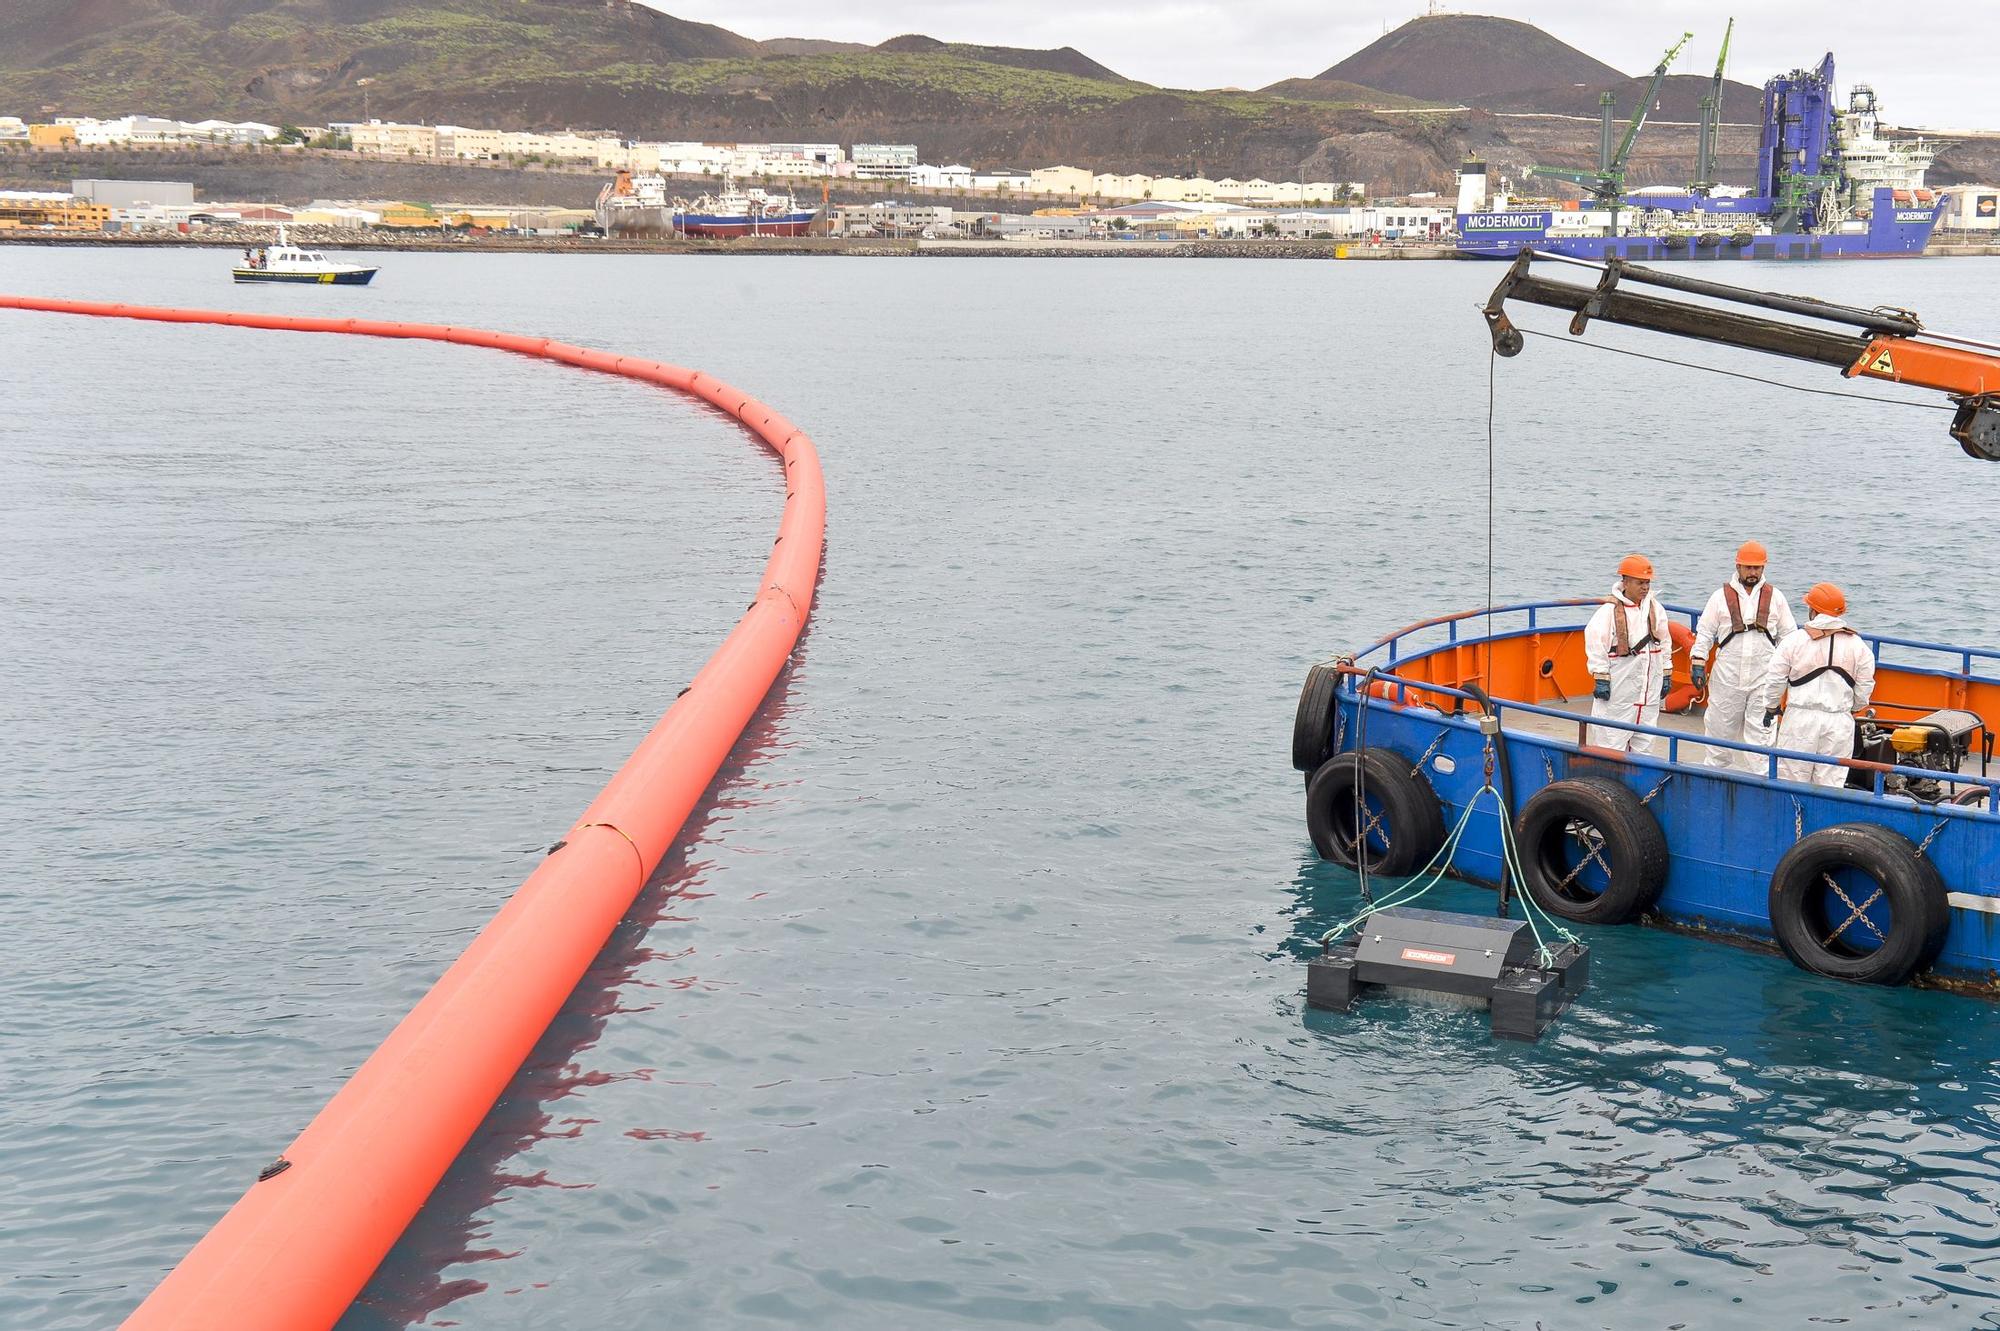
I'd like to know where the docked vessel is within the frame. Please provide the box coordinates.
[1456,49,1942,260]
[1296,254,2000,1003]
[596,170,818,239]
[232,228,378,284]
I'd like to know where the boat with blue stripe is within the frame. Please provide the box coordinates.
[1295,600,2000,991]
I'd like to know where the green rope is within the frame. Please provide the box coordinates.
[1319,794,1483,944]
[1320,782,1581,970]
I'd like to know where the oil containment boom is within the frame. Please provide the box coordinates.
[1481,249,2000,460]
[0,293,827,1331]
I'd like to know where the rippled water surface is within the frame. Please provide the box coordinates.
[5,247,2000,1330]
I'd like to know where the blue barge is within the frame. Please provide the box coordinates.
[1295,600,2000,991]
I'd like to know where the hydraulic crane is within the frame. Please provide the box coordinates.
[1481,248,2000,461]
[1530,31,1694,231]
[1691,18,1733,196]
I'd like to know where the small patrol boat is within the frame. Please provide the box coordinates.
[1296,252,2000,1009]
[233,228,378,285]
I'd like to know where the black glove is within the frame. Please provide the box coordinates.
[1660,674,1671,700]
[1691,664,1707,691]
[1593,678,1611,701]
[1763,708,1778,727]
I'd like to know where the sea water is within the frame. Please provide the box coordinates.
[4,247,2000,1329]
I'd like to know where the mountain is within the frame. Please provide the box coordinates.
[0,0,758,116]
[1258,77,1435,109]
[1478,71,1767,122]
[871,34,1134,84]
[0,4,1815,195]
[0,0,1476,189]
[1316,14,1625,104]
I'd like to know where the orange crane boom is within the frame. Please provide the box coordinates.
[1482,249,2000,459]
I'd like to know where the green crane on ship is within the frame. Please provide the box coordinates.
[1690,18,1734,196]
[1529,30,1694,231]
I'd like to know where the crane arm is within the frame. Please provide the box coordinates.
[1610,32,1694,174]
[1481,249,2000,460]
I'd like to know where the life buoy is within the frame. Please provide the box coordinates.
[1306,748,1446,875]
[1292,662,1340,773]
[1513,776,1668,924]
[1768,823,1949,984]
[1663,620,1698,713]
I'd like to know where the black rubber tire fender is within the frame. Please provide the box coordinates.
[1768,823,1950,985]
[1514,776,1668,925]
[1292,663,1340,773]
[1305,747,1446,876]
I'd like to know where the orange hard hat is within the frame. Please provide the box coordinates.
[1804,582,1847,616]
[1735,540,1768,565]
[1617,553,1655,579]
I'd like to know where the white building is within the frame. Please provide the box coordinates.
[1092,173,1153,201]
[652,142,734,176]
[761,142,843,168]
[831,202,954,236]
[853,143,918,180]
[1363,204,1452,238]
[437,126,507,159]
[1939,185,2000,231]
[186,119,278,145]
[1150,177,1220,203]
[971,169,1033,192]
[350,121,438,157]
[0,117,26,142]
[1029,165,1093,198]
[912,163,974,191]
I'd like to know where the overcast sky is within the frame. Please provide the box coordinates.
[649,1,1991,129]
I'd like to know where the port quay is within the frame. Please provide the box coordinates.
[9,99,1999,258]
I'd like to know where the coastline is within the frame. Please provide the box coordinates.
[0,230,1462,258]
[8,231,1997,259]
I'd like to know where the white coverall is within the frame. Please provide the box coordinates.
[1584,588,1669,755]
[1760,616,1877,787]
[1691,579,1797,772]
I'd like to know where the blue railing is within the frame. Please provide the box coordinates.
[1337,599,2000,811]
[1355,599,2000,686]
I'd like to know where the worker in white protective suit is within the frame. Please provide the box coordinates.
[1690,539,1798,772]
[1759,582,1877,788]
[1583,553,1671,755]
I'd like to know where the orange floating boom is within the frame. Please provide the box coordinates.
[0,294,826,1331]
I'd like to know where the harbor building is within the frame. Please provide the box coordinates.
[852,144,919,180]
[1938,185,2000,232]
[1028,165,1094,198]
[350,122,438,158]
[0,190,112,231]
[73,179,196,208]
[830,203,956,236]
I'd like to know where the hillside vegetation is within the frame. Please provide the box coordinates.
[0,3,1832,190]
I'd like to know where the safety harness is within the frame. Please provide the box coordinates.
[1788,630,1858,691]
[1716,582,1776,652]
[1608,597,1665,658]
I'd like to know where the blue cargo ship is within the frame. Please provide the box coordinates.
[1456,54,1942,260]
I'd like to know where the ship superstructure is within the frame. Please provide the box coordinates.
[596,170,818,239]
[1456,48,1942,260]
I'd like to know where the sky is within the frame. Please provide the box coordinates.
[645,1,1993,129]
